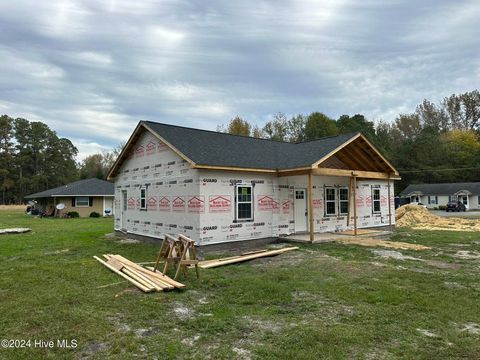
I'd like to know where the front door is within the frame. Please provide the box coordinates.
[121,191,127,230]
[294,189,308,233]
[459,195,469,209]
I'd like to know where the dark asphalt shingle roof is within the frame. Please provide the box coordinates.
[144,121,358,170]
[399,183,480,196]
[25,178,114,199]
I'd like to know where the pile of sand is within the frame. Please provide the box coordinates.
[395,204,480,231]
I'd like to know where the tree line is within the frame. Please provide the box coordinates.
[218,90,480,191]
[1,89,478,203]
[0,115,120,204]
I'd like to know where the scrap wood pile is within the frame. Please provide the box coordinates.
[94,254,185,293]
[396,204,480,231]
[198,246,299,269]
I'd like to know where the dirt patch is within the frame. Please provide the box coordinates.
[44,249,70,256]
[337,237,431,250]
[232,346,251,360]
[460,323,480,335]
[371,249,422,261]
[173,303,195,320]
[396,205,480,231]
[451,250,480,260]
[417,328,440,338]
[181,334,200,346]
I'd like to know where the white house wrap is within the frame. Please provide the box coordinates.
[109,121,399,246]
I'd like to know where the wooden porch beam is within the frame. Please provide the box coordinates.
[353,175,357,235]
[312,167,400,180]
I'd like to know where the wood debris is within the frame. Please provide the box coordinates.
[198,247,299,269]
[0,228,31,235]
[94,254,185,293]
[335,237,431,250]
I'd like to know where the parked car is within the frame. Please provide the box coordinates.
[410,202,427,208]
[446,201,466,212]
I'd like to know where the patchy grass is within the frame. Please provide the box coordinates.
[0,214,480,359]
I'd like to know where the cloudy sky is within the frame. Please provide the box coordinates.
[0,0,478,159]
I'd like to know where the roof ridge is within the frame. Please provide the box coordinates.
[142,120,293,144]
[142,120,358,145]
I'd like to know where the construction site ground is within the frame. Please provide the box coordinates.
[1,208,480,359]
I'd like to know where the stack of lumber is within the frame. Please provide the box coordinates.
[198,246,299,269]
[94,254,185,293]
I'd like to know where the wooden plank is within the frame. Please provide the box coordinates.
[312,167,399,180]
[311,133,362,168]
[340,143,384,172]
[122,266,164,291]
[308,172,314,243]
[357,134,400,175]
[387,176,393,232]
[105,254,175,289]
[93,256,154,293]
[347,176,352,227]
[353,176,358,236]
[111,254,185,289]
[241,249,268,256]
[198,247,299,269]
[277,169,310,177]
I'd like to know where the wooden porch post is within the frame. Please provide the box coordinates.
[308,171,314,243]
[353,175,357,236]
[347,177,353,227]
[387,176,393,232]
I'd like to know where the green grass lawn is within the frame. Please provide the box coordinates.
[1,211,480,359]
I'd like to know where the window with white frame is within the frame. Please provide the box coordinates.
[449,195,457,202]
[372,187,381,213]
[75,196,89,207]
[428,196,438,205]
[236,184,253,221]
[325,187,336,215]
[140,187,147,210]
[339,188,349,214]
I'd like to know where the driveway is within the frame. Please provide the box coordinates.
[430,210,480,218]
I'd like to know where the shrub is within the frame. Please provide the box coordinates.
[438,205,446,211]
[67,211,79,218]
[89,211,101,218]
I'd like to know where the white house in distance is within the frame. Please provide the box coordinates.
[107,121,400,246]
[400,183,480,210]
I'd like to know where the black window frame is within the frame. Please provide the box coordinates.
[140,187,147,210]
[235,184,253,222]
[372,187,381,213]
[324,187,337,216]
[338,187,349,215]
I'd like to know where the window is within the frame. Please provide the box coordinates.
[372,188,381,213]
[236,185,253,221]
[449,195,457,202]
[75,196,89,207]
[122,191,127,211]
[295,190,304,199]
[428,196,438,205]
[339,188,349,214]
[325,188,336,215]
[140,188,147,210]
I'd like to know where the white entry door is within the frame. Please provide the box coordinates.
[294,189,308,233]
[121,191,127,230]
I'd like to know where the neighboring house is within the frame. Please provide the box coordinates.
[25,178,115,217]
[107,121,400,246]
[399,183,480,210]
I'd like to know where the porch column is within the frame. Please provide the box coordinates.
[353,175,357,236]
[387,176,392,232]
[308,171,314,243]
